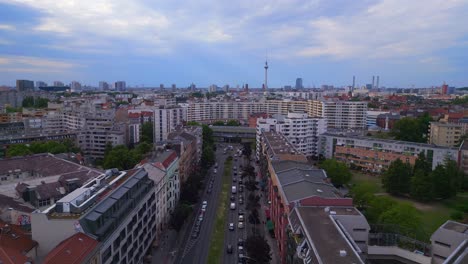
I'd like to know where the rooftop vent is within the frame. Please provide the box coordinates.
[339,250,347,257]
[317,189,323,193]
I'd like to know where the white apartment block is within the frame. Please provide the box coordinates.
[308,100,367,129]
[257,112,326,158]
[154,106,186,142]
[186,99,366,130]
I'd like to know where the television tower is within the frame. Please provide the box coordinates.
[264,60,268,96]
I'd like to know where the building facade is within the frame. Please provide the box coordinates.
[154,106,185,142]
[32,168,157,263]
[257,113,326,158]
[320,133,459,173]
[429,122,467,147]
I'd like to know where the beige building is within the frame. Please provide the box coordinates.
[429,122,468,147]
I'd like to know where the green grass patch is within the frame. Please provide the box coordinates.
[350,172,384,193]
[207,159,232,264]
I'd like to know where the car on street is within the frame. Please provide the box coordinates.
[237,238,244,246]
[227,244,233,254]
[239,185,244,193]
[202,200,207,206]
[230,195,236,201]
[239,214,244,222]
[239,198,244,205]
[238,222,244,229]
[233,166,237,170]
[230,202,236,210]
[213,169,217,173]
[229,223,235,231]
[191,232,198,239]
[202,204,207,212]
[215,163,218,168]
[232,177,237,182]
[238,245,244,254]
[198,213,204,221]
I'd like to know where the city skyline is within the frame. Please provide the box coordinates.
[1,0,468,87]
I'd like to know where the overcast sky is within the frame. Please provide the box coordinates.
[0,0,467,88]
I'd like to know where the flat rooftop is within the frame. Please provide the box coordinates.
[443,221,468,234]
[264,131,300,156]
[296,206,364,264]
[322,132,459,150]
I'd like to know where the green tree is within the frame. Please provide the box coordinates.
[5,106,22,113]
[140,122,154,144]
[226,120,240,126]
[186,121,201,126]
[391,113,431,143]
[366,196,397,223]
[320,159,352,186]
[413,152,431,175]
[410,169,434,202]
[135,142,152,156]
[444,159,465,194]
[212,121,225,126]
[6,144,32,157]
[350,182,376,209]
[22,96,34,108]
[245,235,271,264]
[378,203,422,237]
[103,145,141,170]
[382,159,412,195]
[169,203,192,231]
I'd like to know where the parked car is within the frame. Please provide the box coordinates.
[238,222,244,229]
[230,195,236,201]
[227,244,233,254]
[239,198,244,205]
[229,223,235,231]
[237,238,244,246]
[230,203,236,210]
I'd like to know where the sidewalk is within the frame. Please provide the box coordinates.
[151,215,193,264]
[254,163,280,264]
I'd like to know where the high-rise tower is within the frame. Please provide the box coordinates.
[264,60,268,96]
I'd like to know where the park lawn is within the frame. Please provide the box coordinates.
[350,172,385,193]
[207,159,232,264]
[349,171,465,242]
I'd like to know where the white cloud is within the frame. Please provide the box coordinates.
[296,0,468,60]
[0,24,15,30]
[1,0,467,63]
[0,55,81,73]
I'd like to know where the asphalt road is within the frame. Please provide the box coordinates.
[222,145,248,264]
[177,143,231,264]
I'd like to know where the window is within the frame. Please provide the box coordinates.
[434,241,451,248]
[102,246,112,263]
[353,228,367,232]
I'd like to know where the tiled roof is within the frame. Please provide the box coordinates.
[0,194,34,213]
[43,233,98,264]
[0,221,38,263]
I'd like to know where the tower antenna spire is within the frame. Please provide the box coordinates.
[264,53,268,97]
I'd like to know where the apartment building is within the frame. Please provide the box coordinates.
[138,150,180,234]
[320,133,459,173]
[154,106,185,142]
[257,113,326,158]
[429,122,468,147]
[167,130,199,184]
[307,100,367,130]
[32,168,157,263]
[186,99,366,130]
